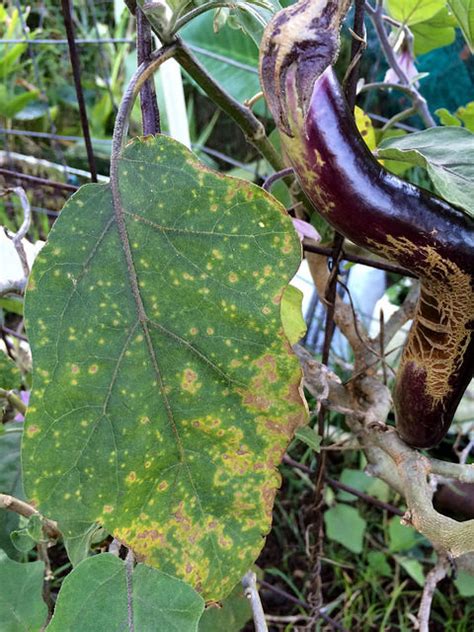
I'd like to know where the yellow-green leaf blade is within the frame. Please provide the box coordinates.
[23,135,307,601]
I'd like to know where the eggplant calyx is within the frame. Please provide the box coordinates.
[259,0,351,136]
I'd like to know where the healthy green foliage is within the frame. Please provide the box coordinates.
[182,14,264,114]
[0,351,21,390]
[0,431,24,558]
[0,549,48,632]
[23,134,307,601]
[378,126,474,217]
[198,581,252,631]
[47,554,204,632]
[280,285,306,345]
[448,0,474,52]
[324,503,367,554]
[411,8,456,55]
[386,0,445,25]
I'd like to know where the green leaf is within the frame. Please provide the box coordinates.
[280,285,306,345]
[0,296,24,316]
[367,551,392,578]
[11,514,46,553]
[436,107,463,127]
[324,504,366,554]
[0,430,25,558]
[230,0,281,46]
[437,101,474,131]
[0,42,27,77]
[388,516,418,552]
[294,425,321,452]
[411,8,456,55]
[0,549,48,631]
[23,134,306,602]
[378,126,474,217]
[386,0,446,25]
[182,14,264,115]
[454,570,474,596]
[0,351,21,390]
[395,555,425,586]
[63,523,107,567]
[199,581,252,632]
[0,86,39,119]
[337,469,372,502]
[448,0,474,52]
[47,554,204,632]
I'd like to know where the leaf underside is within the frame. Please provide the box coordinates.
[23,135,307,601]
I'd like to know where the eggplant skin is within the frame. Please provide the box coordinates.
[260,0,474,448]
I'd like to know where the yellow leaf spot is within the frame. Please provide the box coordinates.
[228,272,238,283]
[140,416,150,425]
[126,471,137,483]
[88,364,98,374]
[212,249,223,260]
[206,327,214,335]
[26,425,40,438]
[157,481,168,492]
[103,505,114,513]
[181,368,201,394]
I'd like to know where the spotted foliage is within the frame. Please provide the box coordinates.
[23,135,307,601]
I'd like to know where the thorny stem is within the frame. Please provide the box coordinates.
[364,1,435,128]
[242,571,268,632]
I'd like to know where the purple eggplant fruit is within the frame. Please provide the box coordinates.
[260,0,474,448]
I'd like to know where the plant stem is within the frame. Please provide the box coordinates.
[0,494,60,539]
[242,571,268,632]
[365,1,435,128]
[174,41,287,172]
[0,388,26,415]
[137,7,161,134]
[111,43,179,160]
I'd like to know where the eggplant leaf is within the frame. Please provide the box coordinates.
[378,126,474,218]
[47,554,204,632]
[23,134,307,601]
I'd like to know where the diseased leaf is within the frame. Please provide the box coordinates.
[448,0,474,52]
[324,504,366,554]
[47,553,204,632]
[378,126,474,217]
[0,549,48,631]
[23,134,307,601]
